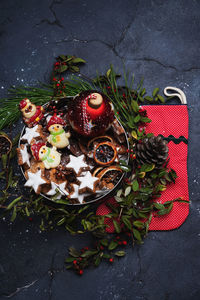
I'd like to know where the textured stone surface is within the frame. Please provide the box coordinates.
[0,0,200,299]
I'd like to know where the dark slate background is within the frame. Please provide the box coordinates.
[0,0,200,299]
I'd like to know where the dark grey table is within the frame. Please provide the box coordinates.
[0,1,200,299]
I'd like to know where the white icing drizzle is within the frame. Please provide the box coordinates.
[20,144,31,166]
[77,171,99,192]
[66,154,88,174]
[21,125,40,144]
[25,169,46,193]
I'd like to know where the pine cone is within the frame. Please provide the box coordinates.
[135,135,168,167]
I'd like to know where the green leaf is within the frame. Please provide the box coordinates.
[100,239,109,247]
[71,58,86,64]
[140,88,146,96]
[108,240,118,250]
[152,88,159,97]
[144,96,153,102]
[131,100,139,113]
[69,247,80,258]
[131,130,138,139]
[140,117,152,123]
[65,257,76,263]
[102,253,111,259]
[125,186,131,197]
[133,114,141,123]
[133,221,144,228]
[1,154,7,169]
[132,179,139,191]
[106,68,111,77]
[57,217,66,226]
[119,165,131,172]
[115,250,125,257]
[94,256,101,267]
[70,66,80,73]
[65,264,73,269]
[10,206,17,222]
[59,55,67,61]
[81,250,98,257]
[140,164,155,172]
[113,220,121,233]
[6,196,22,210]
[157,94,165,103]
[133,228,142,242]
[154,202,165,210]
[122,216,132,230]
[25,207,30,217]
[57,65,68,73]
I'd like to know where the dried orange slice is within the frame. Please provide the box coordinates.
[87,135,113,150]
[92,167,104,177]
[93,141,117,166]
[96,166,123,189]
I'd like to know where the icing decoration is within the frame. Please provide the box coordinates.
[77,171,99,193]
[39,146,61,169]
[21,125,40,144]
[47,113,66,129]
[19,98,44,127]
[46,181,69,198]
[24,169,46,193]
[69,184,89,204]
[47,113,70,148]
[19,144,31,166]
[66,154,88,175]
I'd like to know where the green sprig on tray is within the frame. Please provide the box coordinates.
[0,55,189,275]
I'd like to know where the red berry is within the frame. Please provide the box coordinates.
[122,241,127,245]
[73,260,77,265]
[56,83,60,87]
[78,269,83,275]
[100,245,104,250]
[61,77,64,81]
[109,258,114,263]
[52,77,57,81]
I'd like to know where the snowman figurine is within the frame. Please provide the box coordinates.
[47,114,70,149]
[19,98,44,127]
[31,142,61,169]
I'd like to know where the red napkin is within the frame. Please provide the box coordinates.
[97,105,189,231]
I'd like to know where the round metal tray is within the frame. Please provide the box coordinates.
[18,104,129,206]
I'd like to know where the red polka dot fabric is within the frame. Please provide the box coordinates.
[96,105,189,232]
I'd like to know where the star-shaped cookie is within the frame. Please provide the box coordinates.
[66,154,89,175]
[25,169,47,194]
[21,125,40,144]
[77,171,99,194]
[46,181,69,198]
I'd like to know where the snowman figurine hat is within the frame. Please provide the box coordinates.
[47,113,66,129]
[31,142,45,160]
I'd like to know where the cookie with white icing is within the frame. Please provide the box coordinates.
[17,144,31,168]
[65,154,90,176]
[21,125,44,144]
[77,171,99,194]
[45,181,69,199]
[24,169,49,194]
[69,184,90,204]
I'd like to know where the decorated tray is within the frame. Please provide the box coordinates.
[17,91,129,205]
